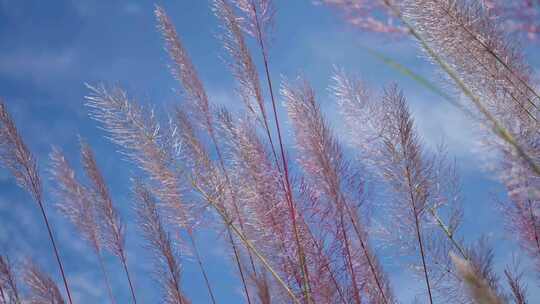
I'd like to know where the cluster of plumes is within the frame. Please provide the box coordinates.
[153,1,397,303]
[2,0,540,303]
[325,0,540,296]
[330,69,516,303]
[84,85,204,303]
[282,78,393,304]
[48,142,126,303]
[316,0,406,34]
[217,110,315,302]
[0,102,74,304]
[398,0,540,275]
[485,0,540,40]
[157,2,316,303]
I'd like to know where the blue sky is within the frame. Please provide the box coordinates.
[0,0,538,303]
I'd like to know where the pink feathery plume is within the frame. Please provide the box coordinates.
[317,0,406,34]
[213,0,265,118]
[48,146,116,304]
[84,85,190,228]
[157,4,258,253]
[133,181,190,304]
[282,77,393,304]
[23,261,65,304]
[0,255,21,304]
[0,102,73,304]
[78,141,128,304]
[323,0,539,39]
[213,0,275,146]
[378,88,445,303]
[79,140,136,303]
[79,140,126,258]
[155,7,229,194]
[155,5,213,134]
[400,0,540,121]
[180,103,304,303]
[49,147,101,256]
[84,85,217,303]
[154,5,225,225]
[232,0,275,45]
[0,103,41,203]
[333,68,468,245]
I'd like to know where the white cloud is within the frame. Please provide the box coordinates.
[0,49,76,82]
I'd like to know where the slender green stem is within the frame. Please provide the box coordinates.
[428,208,468,259]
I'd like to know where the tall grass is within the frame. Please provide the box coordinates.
[0,1,538,303]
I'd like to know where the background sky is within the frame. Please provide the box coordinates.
[0,0,538,303]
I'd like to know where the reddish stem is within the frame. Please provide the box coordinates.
[226,228,253,304]
[250,3,312,301]
[404,167,433,304]
[188,232,217,304]
[36,199,74,304]
[338,211,362,304]
[119,252,137,304]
